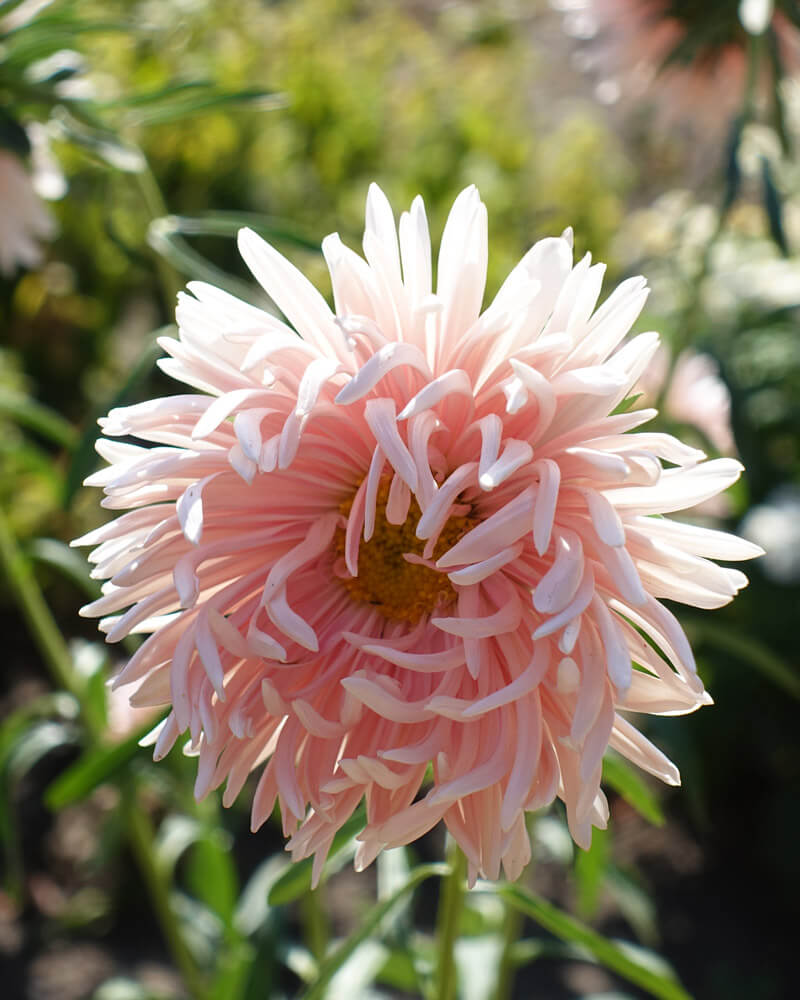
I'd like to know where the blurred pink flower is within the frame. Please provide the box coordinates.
[561,0,800,124]
[638,346,736,455]
[76,186,759,884]
[0,149,55,275]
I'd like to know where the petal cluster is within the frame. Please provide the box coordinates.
[76,185,759,884]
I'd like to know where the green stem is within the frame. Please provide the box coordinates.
[301,881,330,964]
[658,30,765,409]
[122,787,210,1000]
[435,842,467,1000]
[0,507,208,999]
[0,506,79,709]
[135,162,184,310]
[493,890,524,1000]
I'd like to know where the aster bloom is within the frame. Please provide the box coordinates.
[639,346,736,456]
[0,148,56,276]
[76,186,760,885]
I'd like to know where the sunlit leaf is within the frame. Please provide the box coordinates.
[325,939,388,1000]
[603,753,665,826]
[0,388,78,449]
[7,719,79,781]
[44,716,164,810]
[64,334,165,506]
[186,831,239,927]
[606,867,659,947]
[610,394,643,417]
[688,620,800,700]
[574,825,610,919]
[268,803,367,906]
[116,87,284,127]
[50,107,145,172]
[494,882,691,1000]
[300,863,448,1000]
[29,538,100,600]
[159,211,320,253]
[209,938,256,1000]
[375,948,420,993]
[234,855,287,936]
[147,218,269,305]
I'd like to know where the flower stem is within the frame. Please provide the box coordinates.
[435,841,467,1000]
[301,881,330,964]
[0,507,208,999]
[493,894,524,1000]
[122,785,210,1000]
[0,506,79,710]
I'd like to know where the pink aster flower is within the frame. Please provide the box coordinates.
[75,186,760,885]
[638,345,736,456]
[0,148,56,276]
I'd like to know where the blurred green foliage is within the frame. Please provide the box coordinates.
[1,1,799,999]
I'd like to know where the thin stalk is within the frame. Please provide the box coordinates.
[658,31,765,406]
[135,161,184,310]
[0,506,79,709]
[0,508,208,999]
[122,786,210,1000]
[301,881,330,964]
[493,893,524,1000]
[435,842,467,1000]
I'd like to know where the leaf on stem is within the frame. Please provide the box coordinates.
[494,882,691,1000]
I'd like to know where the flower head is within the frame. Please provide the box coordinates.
[76,186,760,884]
[0,148,56,276]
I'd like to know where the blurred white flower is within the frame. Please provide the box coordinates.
[0,148,56,275]
[740,486,800,583]
[0,0,53,32]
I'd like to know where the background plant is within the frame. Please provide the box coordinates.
[1,2,798,999]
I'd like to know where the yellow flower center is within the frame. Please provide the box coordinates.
[335,481,475,624]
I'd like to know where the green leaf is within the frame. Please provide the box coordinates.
[300,863,448,1000]
[268,804,367,906]
[0,694,79,897]
[115,87,284,127]
[606,867,659,947]
[375,948,421,993]
[603,753,665,826]
[43,716,164,810]
[7,719,79,781]
[209,938,255,1000]
[28,538,101,600]
[610,394,643,416]
[689,620,800,700]
[147,218,270,305]
[722,115,743,213]
[186,831,239,927]
[64,333,165,506]
[495,883,691,1000]
[761,156,790,257]
[50,107,145,173]
[234,855,287,936]
[0,388,78,449]
[574,825,610,919]
[159,211,320,253]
